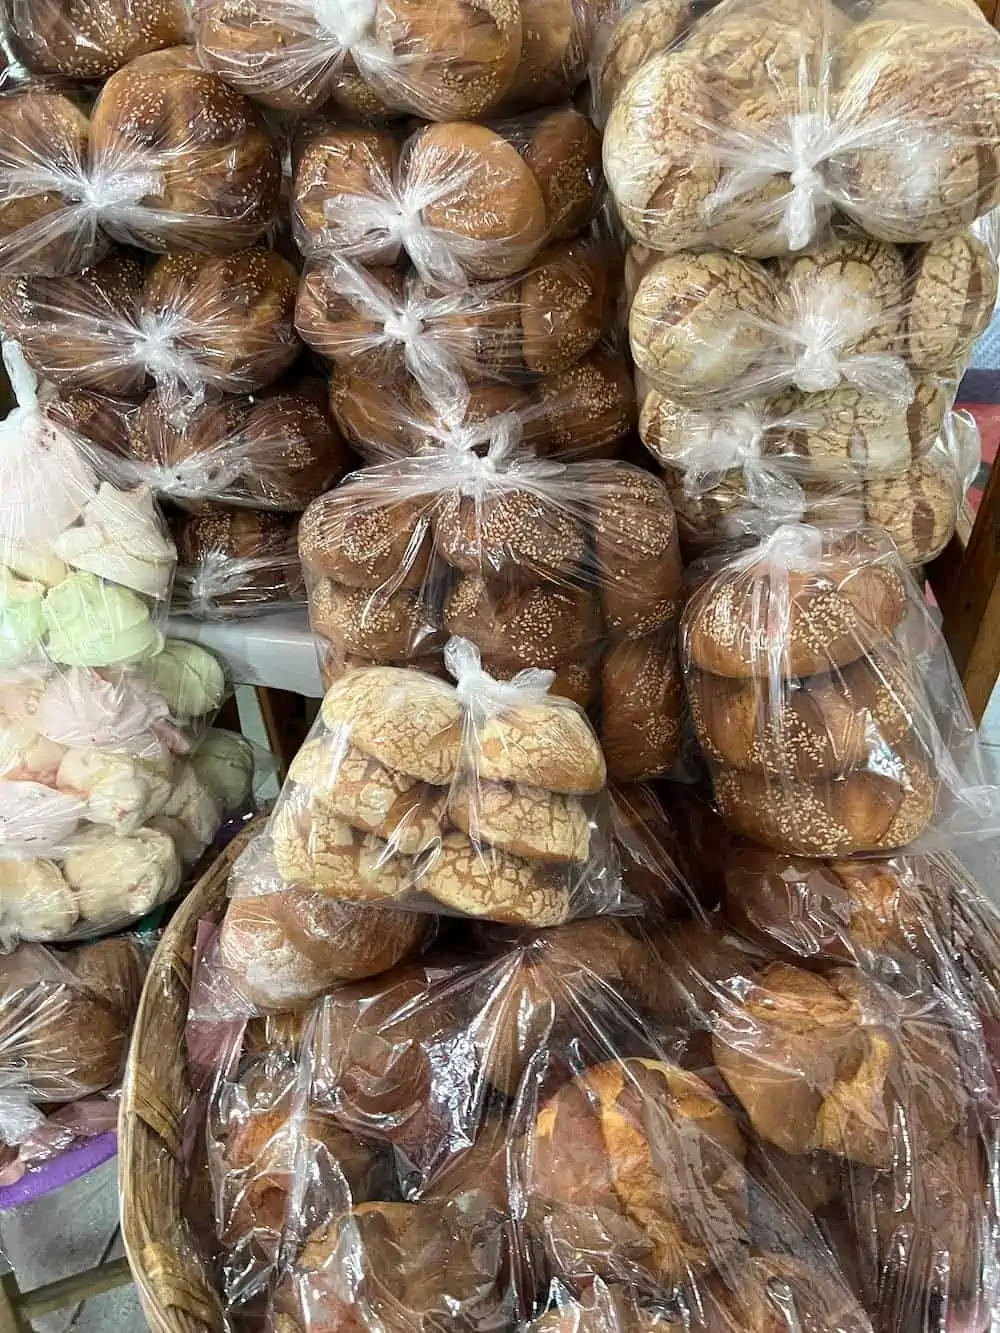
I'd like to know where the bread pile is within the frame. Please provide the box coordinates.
[186,823,1000,1333]
[299,455,684,783]
[601,0,1000,563]
[0,637,252,942]
[681,522,1000,857]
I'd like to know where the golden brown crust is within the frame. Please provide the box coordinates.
[448,776,591,862]
[311,580,443,663]
[444,574,603,668]
[271,795,410,901]
[475,698,607,793]
[432,487,587,584]
[299,489,432,590]
[591,467,682,636]
[11,0,189,78]
[419,830,571,924]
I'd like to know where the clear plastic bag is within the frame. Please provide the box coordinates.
[602,0,1000,255]
[191,882,1000,1333]
[292,107,603,284]
[171,505,306,619]
[196,0,603,118]
[0,246,301,411]
[222,640,635,930]
[0,935,146,1147]
[627,232,997,408]
[58,376,349,513]
[295,240,615,400]
[0,49,282,276]
[299,448,682,782]
[0,341,175,672]
[680,522,1000,857]
[6,0,189,78]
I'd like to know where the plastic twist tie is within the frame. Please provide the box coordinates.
[383,310,424,344]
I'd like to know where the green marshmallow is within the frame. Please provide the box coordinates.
[148,639,226,720]
[0,566,45,667]
[43,571,162,668]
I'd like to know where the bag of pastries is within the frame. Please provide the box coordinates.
[680,521,1000,858]
[0,246,301,413]
[170,505,307,619]
[189,901,995,1333]
[6,0,189,78]
[299,437,683,782]
[0,936,147,1149]
[0,341,175,672]
[195,0,605,118]
[52,376,349,514]
[601,0,1000,254]
[292,107,602,283]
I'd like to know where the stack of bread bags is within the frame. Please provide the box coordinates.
[0,26,348,618]
[600,0,1000,564]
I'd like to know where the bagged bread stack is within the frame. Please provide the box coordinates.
[680,523,1000,857]
[299,444,684,782]
[599,0,1000,563]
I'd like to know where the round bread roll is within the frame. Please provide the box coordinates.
[329,365,421,456]
[501,0,591,111]
[444,574,603,669]
[320,666,463,786]
[310,580,443,662]
[289,737,446,855]
[518,239,610,374]
[372,0,522,119]
[780,236,907,360]
[711,750,936,856]
[447,776,592,862]
[218,880,428,1009]
[405,121,548,279]
[10,0,188,78]
[600,631,682,782]
[906,230,999,375]
[532,349,637,459]
[88,48,281,253]
[591,468,682,637]
[686,0,843,91]
[683,537,909,678]
[140,249,300,395]
[519,106,603,241]
[294,261,405,373]
[603,50,721,250]
[432,487,587,584]
[271,793,410,900]
[482,653,598,709]
[629,249,778,396]
[288,1201,511,1333]
[293,126,401,260]
[473,696,606,793]
[688,649,917,779]
[409,381,537,455]
[298,488,432,590]
[418,830,571,924]
[0,250,145,396]
[768,378,948,476]
[863,448,960,567]
[713,962,965,1165]
[594,0,692,119]
[46,389,137,459]
[174,505,302,610]
[0,91,97,277]
[68,937,146,1014]
[530,1057,747,1284]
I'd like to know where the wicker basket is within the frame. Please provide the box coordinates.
[119,825,256,1333]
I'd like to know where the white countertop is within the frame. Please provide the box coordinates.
[168,607,324,697]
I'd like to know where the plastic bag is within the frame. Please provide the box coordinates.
[193,889,999,1333]
[55,377,349,513]
[292,108,603,284]
[0,50,281,276]
[602,0,1000,255]
[299,449,683,782]
[171,505,306,619]
[0,936,146,1146]
[0,638,231,943]
[196,0,603,118]
[627,232,996,409]
[6,0,189,78]
[0,246,301,412]
[295,240,616,404]
[680,522,1000,857]
[0,341,175,671]
[328,347,637,464]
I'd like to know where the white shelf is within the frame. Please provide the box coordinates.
[168,608,323,697]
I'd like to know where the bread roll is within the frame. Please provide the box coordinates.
[475,698,607,793]
[519,105,602,241]
[864,448,961,567]
[683,535,909,678]
[443,574,603,668]
[329,365,420,456]
[11,0,188,78]
[501,0,591,111]
[432,487,587,584]
[448,777,591,862]
[712,750,936,857]
[688,649,917,778]
[292,125,400,260]
[271,792,410,901]
[591,468,682,636]
[299,487,432,590]
[419,830,571,924]
[218,879,429,1009]
[519,238,610,373]
[0,91,96,277]
[533,349,636,459]
[88,47,281,252]
[482,653,597,708]
[174,505,302,611]
[600,631,681,782]
[906,230,999,374]
[311,579,443,662]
